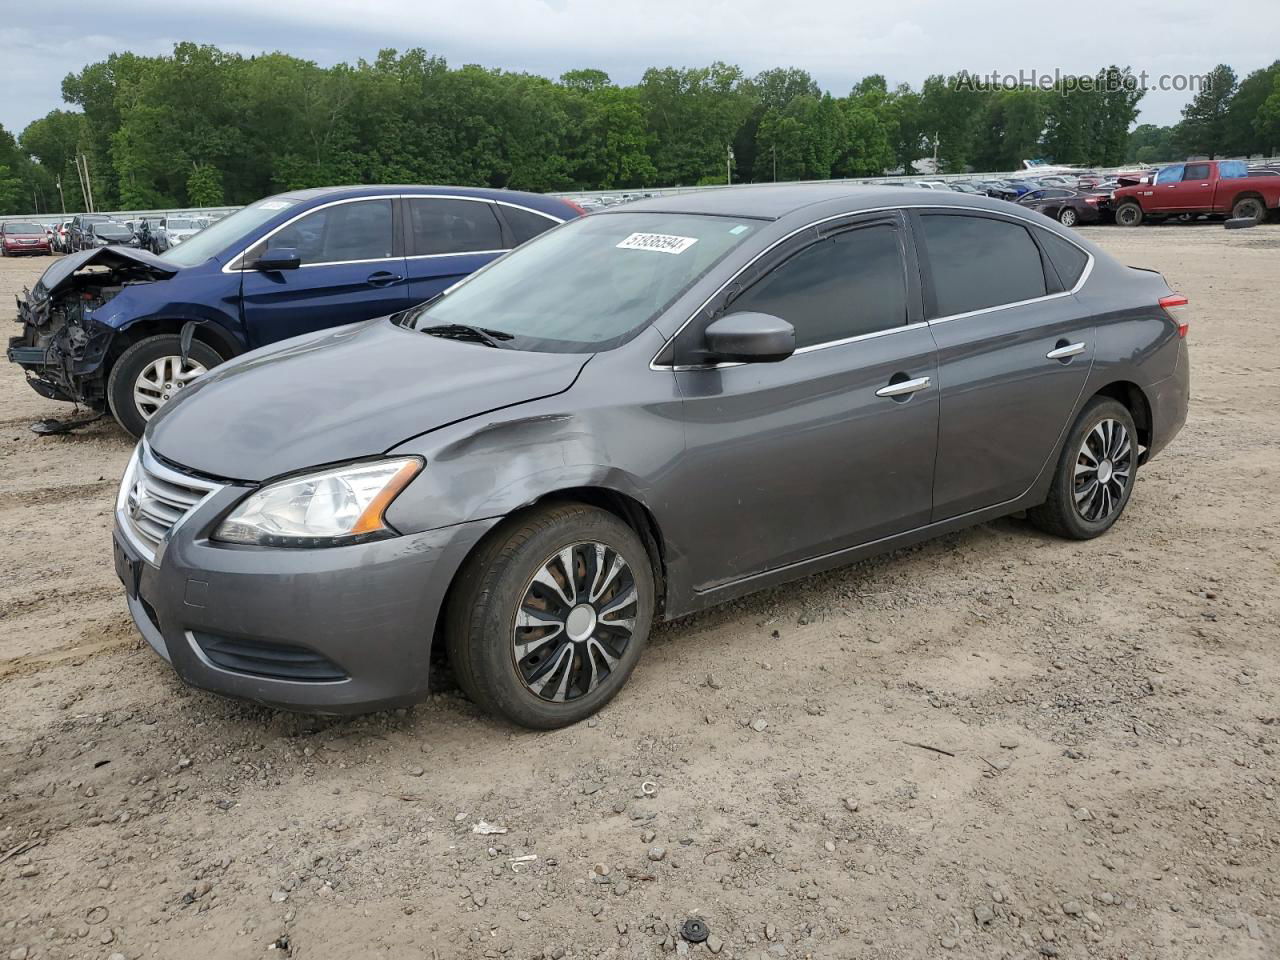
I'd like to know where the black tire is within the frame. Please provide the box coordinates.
[446,502,655,729]
[1231,196,1265,225]
[1115,202,1144,227]
[1028,397,1138,540]
[1057,207,1079,227]
[106,334,223,438]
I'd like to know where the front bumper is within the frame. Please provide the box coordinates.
[3,242,50,255]
[113,480,497,713]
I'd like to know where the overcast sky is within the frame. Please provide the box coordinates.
[2,0,1276,137]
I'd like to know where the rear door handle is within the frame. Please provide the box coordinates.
[367,271,403,287]
[1046,341,1086,361]
[876,375,931,398]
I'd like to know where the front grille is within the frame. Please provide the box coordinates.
[191,632,348,682]
[118,442,222,563]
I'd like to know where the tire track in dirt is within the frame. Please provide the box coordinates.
[0,480,115,511]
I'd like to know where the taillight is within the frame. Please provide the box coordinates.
[1160,294,1190,338]
[1084,197,1098,205]
[561,199,589,216]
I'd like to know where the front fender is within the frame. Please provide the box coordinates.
[384,406,667,535]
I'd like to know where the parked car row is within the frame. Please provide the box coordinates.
[7,180,1190,728]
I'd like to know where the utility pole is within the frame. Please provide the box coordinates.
[55,175,65,215]
[75,154,90,213]
[82,154,96,213]
[726,145,734,186]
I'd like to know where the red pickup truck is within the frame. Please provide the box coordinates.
[1111,160,1280,226]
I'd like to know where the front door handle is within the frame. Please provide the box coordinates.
[367,271,403,287]
[876,375,931,399]
[1046,341,1086,361]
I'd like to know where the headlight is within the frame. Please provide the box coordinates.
[214,458,422,547]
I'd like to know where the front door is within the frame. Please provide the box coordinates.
[669,214,940,591]
[239,197,409,347]
[913,210,1095,521]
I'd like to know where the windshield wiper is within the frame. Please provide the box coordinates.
[417,323,514,348]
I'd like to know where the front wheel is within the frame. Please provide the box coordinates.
[1028,397,1138,540]
[106,334,222,437]
[1115,202,1144,227]
[446,503,655,729]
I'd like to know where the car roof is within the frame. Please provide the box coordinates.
[601,184,1025,222]
[274,184,569,211]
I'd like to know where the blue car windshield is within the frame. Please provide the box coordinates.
[407,212,758,353]
[160,198,300,268]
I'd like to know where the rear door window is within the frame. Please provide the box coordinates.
[408,198,504,256]
[1182,163,1211,181]
[498,204,562,245]
[919,214,1047,317]
[729,223,908,349]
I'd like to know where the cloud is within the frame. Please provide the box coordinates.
[3,0,1277,135]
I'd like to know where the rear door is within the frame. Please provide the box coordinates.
[1176,162,1215,211]
[670,212,939,589]
[914,211,1096,521]
[238,197,408,346]
[402,197,509,306]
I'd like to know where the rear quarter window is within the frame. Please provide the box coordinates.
[919,214,1047,317]
[499,205,563,245]
[1036,229,1090,289]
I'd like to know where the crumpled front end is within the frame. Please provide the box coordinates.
[6,247,177,409]
[8,283,122,407]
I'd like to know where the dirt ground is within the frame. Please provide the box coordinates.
[0,224,1277,960]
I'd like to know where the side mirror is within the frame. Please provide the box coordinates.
[703,312,795,364]
[252,247,301,271]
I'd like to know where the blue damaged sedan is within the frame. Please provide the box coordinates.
[8,185,582,436]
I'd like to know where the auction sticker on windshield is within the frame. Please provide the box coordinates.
[616,233,699,255]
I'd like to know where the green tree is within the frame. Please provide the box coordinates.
[1225,61,1280,155]
[1174,64,1238,158]
[1257,72,1280,155]
[187,164,224,205]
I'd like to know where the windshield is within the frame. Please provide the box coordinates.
[95,224,131,237]
[160,198,299,268]
[407,212,759,353]
[6,222,43,234]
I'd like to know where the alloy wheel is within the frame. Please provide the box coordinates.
[1059,208,1078,227]
[133,355,208,420]
[1074,418,1132,522]
[513,541,638,702]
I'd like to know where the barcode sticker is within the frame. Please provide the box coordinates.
[616,232,699,255]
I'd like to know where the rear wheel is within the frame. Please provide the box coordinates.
[1115,202,1144,227]
[446,503,655,729]
[106,334,222,437]
[1231,196,1265,225]
[1057,207,1079,228]
[1028,397,1138,540]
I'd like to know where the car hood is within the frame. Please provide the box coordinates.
[33,246,176,300]
[146,318,592,483]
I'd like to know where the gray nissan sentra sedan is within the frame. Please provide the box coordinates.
[113,185,1190,728]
